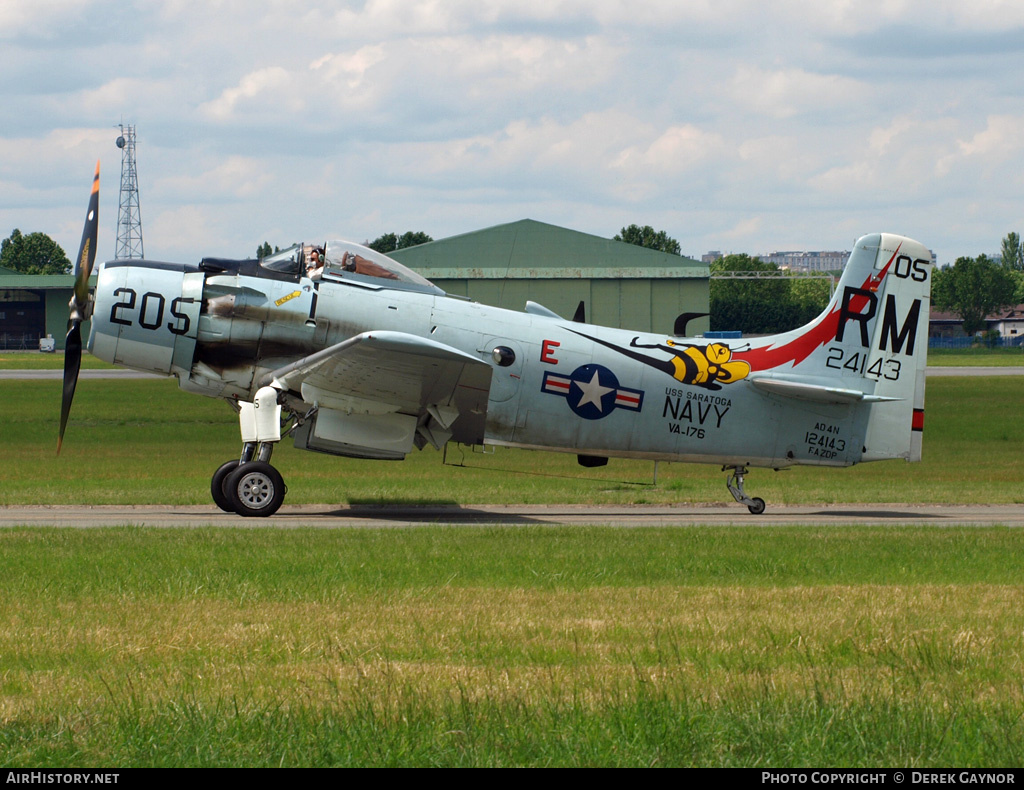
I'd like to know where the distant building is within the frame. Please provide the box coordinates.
[0,271,93,350]
[759,251,850,272]
[929,305,1024,343]
[393,219,710,335]
[1,220,711,350]
[703,250,849,271]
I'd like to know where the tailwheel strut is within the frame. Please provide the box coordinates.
[724,465,766,515]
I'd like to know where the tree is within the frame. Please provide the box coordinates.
[368,232,433,254]
[932,254,1017,335]
[614,224,681,255]
[0,229,72,274]
[710,254,801,334]
[1000,232,1022,271]
[789,276,834,327]
[256,242,273,261]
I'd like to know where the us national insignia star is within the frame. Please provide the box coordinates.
[541,364,644,420]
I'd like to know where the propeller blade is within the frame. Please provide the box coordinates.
[71,161,100,316]
[58,162,99,455]
[58,322,82,454]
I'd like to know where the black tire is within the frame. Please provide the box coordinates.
[211,460,241,513]
[747,497,766,515]
[225,461,286,518]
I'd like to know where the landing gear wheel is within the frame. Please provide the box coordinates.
[225,461,286,518]
[724,465,767,516]
[211,460,241,513]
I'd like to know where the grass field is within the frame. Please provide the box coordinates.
[2,346,1022,370]
[2,374,1022,506]
[2,368,1024,766]
[0,352,117,370]
[927,347,1024,367]
[1,526,1022,767]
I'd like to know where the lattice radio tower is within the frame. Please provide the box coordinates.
[115,124,144,259]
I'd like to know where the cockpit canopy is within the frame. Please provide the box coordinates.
[261,240,442,295]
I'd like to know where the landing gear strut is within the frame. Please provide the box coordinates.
[211,387,288,518]
[724,465,766,515]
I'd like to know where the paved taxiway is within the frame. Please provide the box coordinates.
[2,503,1022,528]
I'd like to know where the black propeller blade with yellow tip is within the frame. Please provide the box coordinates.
[58,161,100,454]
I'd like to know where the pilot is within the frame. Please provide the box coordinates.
[305,248,326,279]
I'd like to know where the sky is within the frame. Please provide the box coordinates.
[2,0,1023,266]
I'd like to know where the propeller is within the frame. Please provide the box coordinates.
[57,161,100,454]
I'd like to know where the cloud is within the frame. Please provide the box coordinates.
[2,1,1024,263]
[729,66,868,120]
[200,67,297,121]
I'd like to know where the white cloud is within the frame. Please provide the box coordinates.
[2,1,1024,263]
[955,114,1024,161]
[729,66,868,120]
[200,67,297,121]
[157,156,276,200]
[0,0,92,39]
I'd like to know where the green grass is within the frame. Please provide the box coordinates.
[4,371,1024,765]
[1,526,1022,766]
[2,375,1023,505]
[927,347,1024,366]
[0,352,118,370]
[2,346,1019,370]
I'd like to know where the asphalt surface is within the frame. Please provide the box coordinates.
[2,503,1022,528]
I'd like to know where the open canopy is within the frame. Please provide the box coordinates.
[261,240,442,294]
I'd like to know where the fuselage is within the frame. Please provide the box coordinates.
[87,235,931,472]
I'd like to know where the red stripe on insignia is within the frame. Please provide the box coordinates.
[912,409,924,431]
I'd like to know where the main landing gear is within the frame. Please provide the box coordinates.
[724,465,766,515]
[212,387,288,518]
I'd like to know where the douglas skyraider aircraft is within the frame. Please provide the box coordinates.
[60,164,932,516]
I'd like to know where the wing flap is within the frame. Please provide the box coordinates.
[262,331,493,445]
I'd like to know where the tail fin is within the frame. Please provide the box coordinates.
[736,233,932,462]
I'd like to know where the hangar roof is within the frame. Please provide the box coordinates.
[0,273,85,290]
[391,219,707,280]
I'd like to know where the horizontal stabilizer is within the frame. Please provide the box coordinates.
[748,373,902,405]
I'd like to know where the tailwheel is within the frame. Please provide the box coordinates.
[225,461,286,518]
[724,465,767,515]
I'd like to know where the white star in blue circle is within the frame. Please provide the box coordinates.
[566,364,621,420]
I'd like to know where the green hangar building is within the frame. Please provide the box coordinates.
[0,266,93,351]
[391,220,710,335]
[0,220,709,351]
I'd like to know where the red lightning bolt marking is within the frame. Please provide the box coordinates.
[735,244,901,372]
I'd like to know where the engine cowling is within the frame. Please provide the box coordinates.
[88,261,202,377]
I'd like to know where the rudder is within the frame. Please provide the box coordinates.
[736,233,933,463]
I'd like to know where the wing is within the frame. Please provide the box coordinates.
[262,330,492,452]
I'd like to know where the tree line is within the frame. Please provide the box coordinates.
[614,225,833,334]
[615,225,1024,337]
[6,221,1023,339]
